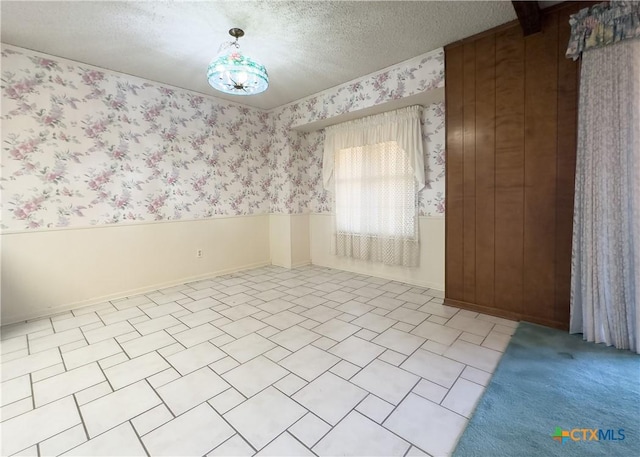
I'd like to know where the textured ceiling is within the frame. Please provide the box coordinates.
[1,1,522,110]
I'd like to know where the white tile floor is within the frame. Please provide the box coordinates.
[0,265,518,456]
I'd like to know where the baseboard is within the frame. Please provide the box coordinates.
[6,258,440,325]
[270,260,290,269]
[310,260,443,291]
[3,260,271,325]
[267,259,311,269]
[291,260,312,268]
[444,298,569,331]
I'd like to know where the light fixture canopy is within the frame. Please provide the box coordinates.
[207,28,268,95]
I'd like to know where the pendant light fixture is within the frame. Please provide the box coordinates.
[207,28,269,95]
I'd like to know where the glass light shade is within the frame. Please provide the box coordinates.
[207,45,268,95]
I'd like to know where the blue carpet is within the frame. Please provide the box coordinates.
[453,322,640,457]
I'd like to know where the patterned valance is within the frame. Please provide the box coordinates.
[566,0,640,60]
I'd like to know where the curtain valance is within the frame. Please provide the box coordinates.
[566,0,640,60]
[322,105,424,191]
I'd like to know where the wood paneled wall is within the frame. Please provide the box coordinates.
[444,3,587,329]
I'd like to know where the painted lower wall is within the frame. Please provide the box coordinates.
[309,214,445,290]
[1,215,270,324]
[269,214,292,268]
[290,214,311,268]
[1,45,446,324]
[1,212,443,324]
[269,214,311,268]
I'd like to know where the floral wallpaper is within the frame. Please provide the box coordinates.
[300,102,446,217]
[289,48,444,128]
[268,108,308,214]
[1,46,271,230]
[1,45,445,231]
[267,47,445,216]
[419,102,446,216]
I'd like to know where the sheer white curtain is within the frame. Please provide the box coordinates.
[323,106,424,267]
[570,38,640,353]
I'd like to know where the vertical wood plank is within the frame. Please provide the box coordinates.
[523,14,559,319]
[474,35,496,307]
[445,45,465,301]
[463,43,477,303]
[555,8,579,325]
[444,2,586,329]
[494,27,525,313]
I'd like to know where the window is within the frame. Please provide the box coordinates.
[323,106,424,267]
[335,141,416,237]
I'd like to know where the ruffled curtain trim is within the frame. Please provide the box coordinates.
[334,233,420,267]
[566,0,640,60]
[322,105,425,190]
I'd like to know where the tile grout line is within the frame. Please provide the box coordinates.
[204,433,246,456]
[2,266,515,457]
[372,385,434,457]
[29,372,36,411]
[287,410,332,449]
[128,418,152,456]
[72,393,91,448]
[286,429,321,456]
[205,404,260,456]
